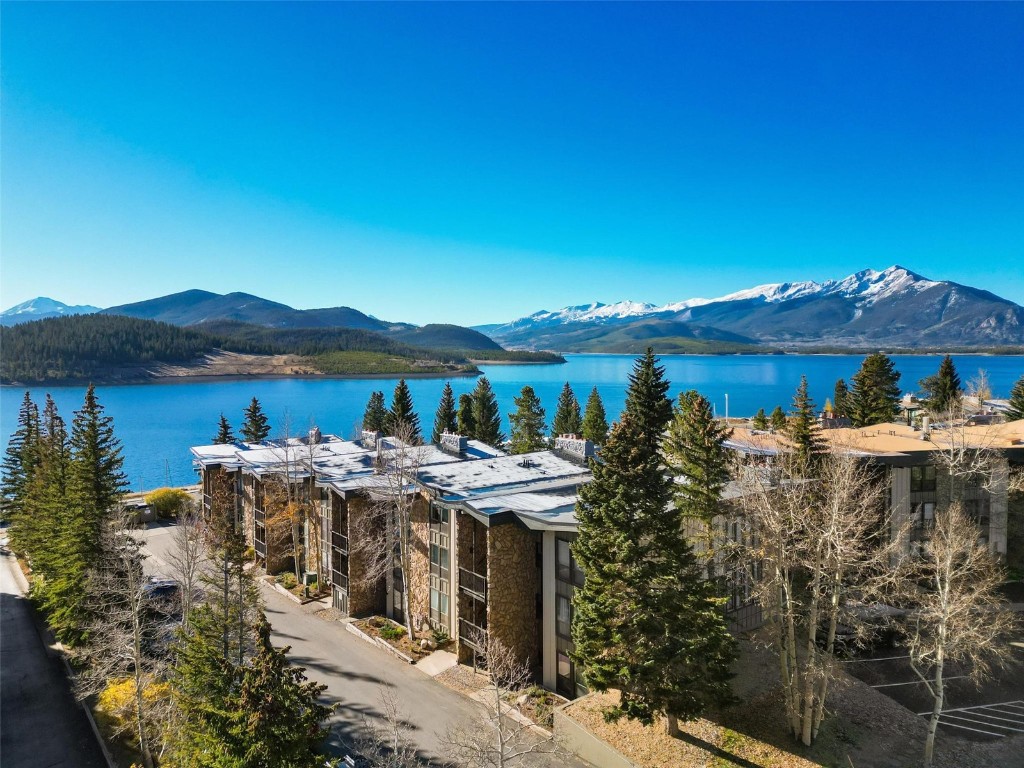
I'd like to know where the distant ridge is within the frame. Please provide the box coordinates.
[0,297,100,326]
[480,266,1024,351]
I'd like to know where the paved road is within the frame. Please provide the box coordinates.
[0,535,109,768]
[139,521,583,766]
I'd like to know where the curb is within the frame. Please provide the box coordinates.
[344,620,416,664]
[0,546,117,768]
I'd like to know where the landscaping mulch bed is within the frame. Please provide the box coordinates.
[352,617,433,659]
[436,662,492,697]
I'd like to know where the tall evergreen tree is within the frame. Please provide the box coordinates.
[849,353,902,427]
[786,375,826,472]
[833,378,851,417]
[770,405,787,431]
[623,348,673,450]
[2,392,40,554]
[665,390,732,539]
[24,396,71,581]
[551,382,582,438]
[431,382,458,444]
[571,407,737,733]
[471,377,505,448]
[581,387,609,446]
[213,413,235,444]
[919,355,963,415]
[457,393,476,438]
[387,379,421,442]
[240,397,271,443]
[751,408,769,430]
[361,391,388,434]
[508,386,547,454]
[1007,375,1024,421]
[69,385,128,542]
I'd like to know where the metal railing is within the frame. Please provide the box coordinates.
[458,567,487,600]
[254,539,267,559]
[331,531,349,554]
[458,617,487,651]
[331,569,349,591]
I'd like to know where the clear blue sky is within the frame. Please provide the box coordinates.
[2,2,1022,325]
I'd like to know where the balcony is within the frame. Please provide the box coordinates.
[331,569,349,592]
[331,531,349,554]
[458,567,487,601]
[254,539,267,559]
[202,493,213,512]
[458,617,487,651]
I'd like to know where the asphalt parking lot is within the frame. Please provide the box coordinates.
[844,637,1024,742]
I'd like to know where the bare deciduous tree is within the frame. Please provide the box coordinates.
[353,686,427,767]
[79,509,171,768]
[167,503,205,630]
[893,501,1016,767]
[444,635,561,768]
[353,422,426,642]
[736,449,897,746]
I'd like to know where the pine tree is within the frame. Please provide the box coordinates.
[849,353,902,427]
[665,390,732,540]
[551,382,582,438]
[232,617,332,767]
[2,392,40,554]
[786,375,826,473]
[571,407,737,733]
[919,355,962,415]
[471,377,505,448]
[213,413,235,444]
[24,396,71,582]
[431,382,458,444]
[361,391,388,434]
[833,378,850,417]
[508,386,547,454]
[751,408,769,430]
[1007,375,1024,421]
[457,393,476,438]
[581,387,609,446]
[623,348,673,450]
[387,379,421,442]
[241,397,271,443]
[69,385,128,547]
[770,405,787,431]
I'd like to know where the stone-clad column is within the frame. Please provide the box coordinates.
[487,525,538,667]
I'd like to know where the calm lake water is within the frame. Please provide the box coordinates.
[2,354,1021,492]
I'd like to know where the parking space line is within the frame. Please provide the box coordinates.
[930,720,1007,738]
[952,711,1024,726]
[840,654,911,663]
[939,714,1024,733]
[918,700,1024,716]
[872,675,967,689]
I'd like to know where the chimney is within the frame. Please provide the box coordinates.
[553,434,596,464]
[440,431,469,455]
[921,416,931,440]
[308,426,322,444]
[361,430,381,450]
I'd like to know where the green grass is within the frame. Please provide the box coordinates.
[309,351,475,375]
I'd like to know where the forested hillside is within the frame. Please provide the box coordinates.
[0,314,562,383]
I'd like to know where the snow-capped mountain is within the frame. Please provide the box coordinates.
[482,266,1024,351]
[0,297,101,326]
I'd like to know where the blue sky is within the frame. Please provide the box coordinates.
[2,2,1022,325]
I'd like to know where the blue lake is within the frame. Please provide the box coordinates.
[2,354,1021,492]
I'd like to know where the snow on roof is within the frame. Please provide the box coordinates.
[417,451,591,501]
[460,492,580,529]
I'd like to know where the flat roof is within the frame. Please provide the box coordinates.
[417,450,591,501]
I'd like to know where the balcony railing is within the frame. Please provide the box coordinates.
[254,539,267,559]
[331,531,349,554]
[458,617,487,651]
[202,493,213,512]
[254,507,266,524]
[331,569,349,592]
[458,567,487,601]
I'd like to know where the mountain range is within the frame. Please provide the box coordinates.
[4,266,1023,352]
[476,266,1024,352]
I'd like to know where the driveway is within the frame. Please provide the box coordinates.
[0,534,109,768]
[139,520,584,766]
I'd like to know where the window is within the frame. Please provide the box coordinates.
[910,502,935,528]
[556,539,571,582]
[910,466,937,493]
[556,594,571,639]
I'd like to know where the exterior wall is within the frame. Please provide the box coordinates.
[408,495,431,630]
[1008,465,1024,571]
[348,496,386,617]
[455,512,488,664]
[541,531,557,691]
[487,524,538,668]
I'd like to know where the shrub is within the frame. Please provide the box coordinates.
[276,572,298,590]
[143,487,190,518]
[379,622,405,641]
[432,626,451,645]
[96,677,171,738]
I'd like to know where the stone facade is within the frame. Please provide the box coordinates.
[348,497,386,617]
[487,524,539,667]
[407,496,431,629]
